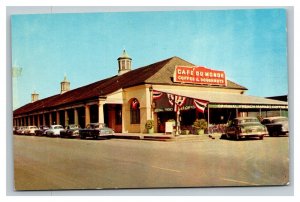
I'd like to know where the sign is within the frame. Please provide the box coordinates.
[173,66,227,86]
[208,104,288,109]
[152,90,208,113]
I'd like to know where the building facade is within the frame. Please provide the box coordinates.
[13,50,288,133]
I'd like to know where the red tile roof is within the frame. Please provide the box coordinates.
[13,56,247,116]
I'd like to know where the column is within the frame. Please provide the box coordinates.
[74,108,79,125]
[42,113,46,125]
[37,115,40,127]
[56,111,60,125]
[98,103,104,123]
[27,116,31,126]
[85,105,90,126]
[49,113,53,125]
[32,115,36,126]
[65,110,69,127]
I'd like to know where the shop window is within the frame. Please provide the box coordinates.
[130,98,140,124]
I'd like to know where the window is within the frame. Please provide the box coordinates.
[130,99,140,124]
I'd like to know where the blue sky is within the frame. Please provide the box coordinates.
[11,9,288,109]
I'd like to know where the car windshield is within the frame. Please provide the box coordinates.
[69,125,79,129]
[272,118,288,123]
[54,126,63,129]
[87,123,106,129]
[238,118,259,124]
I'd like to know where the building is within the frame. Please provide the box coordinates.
[13,50,288,133]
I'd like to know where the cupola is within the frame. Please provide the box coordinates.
[31,91,39,103]
[60,76,70,94]
[117,49,132,76]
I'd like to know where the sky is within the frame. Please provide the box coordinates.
[11,9,288,110]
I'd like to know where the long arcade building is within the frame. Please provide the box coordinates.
[13,50,288,133]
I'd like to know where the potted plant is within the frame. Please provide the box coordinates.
[193,119,208,135]
[145,120,154,134]
[181,126,190,135]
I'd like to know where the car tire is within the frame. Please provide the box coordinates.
[259,135,264,140]
[225,133,230,140]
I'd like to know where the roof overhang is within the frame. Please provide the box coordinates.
[154,89,288,109]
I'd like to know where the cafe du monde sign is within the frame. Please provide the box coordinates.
[173,66,227,86]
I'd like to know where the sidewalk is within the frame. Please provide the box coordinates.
[114,132,223,141]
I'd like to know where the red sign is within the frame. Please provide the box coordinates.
[173,66,227,86]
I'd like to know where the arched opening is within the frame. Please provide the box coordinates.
[129,98,140,124]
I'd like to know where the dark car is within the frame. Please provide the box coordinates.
[225,117,268,140]
[261,116,289,136]
[79,123,114,139]
[60,124,81,138]
[35,125,50,136]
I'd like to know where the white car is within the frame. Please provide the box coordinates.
[45,125,64,137]
[24,125,38,135]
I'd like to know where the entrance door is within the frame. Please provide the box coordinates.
[104,104,122,133]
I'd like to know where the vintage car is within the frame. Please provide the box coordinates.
[79,123,114,139]
[35,125,50,136]
[24,125,38,135]
[16,126,27,135]
[261,116,289,136]
[225,117,268,140]
[44,125,64,137]
[60,124,81,138]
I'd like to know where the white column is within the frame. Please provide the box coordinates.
[49,113,53,125]
[56,111,60,125]
[27,117,31,126]
[65,110,69,126]
[42,113,46,125]
[98,102,104,123]
[37,115,40,127]
[74,108,79,125]
[85,105,90,126]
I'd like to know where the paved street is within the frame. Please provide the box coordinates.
[13,135,289,190]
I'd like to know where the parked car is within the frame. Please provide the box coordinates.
[60,124,81,138]
[261,116,289,136]
[16,126,27,135]
[45,125,64,137]
[79,123,114,139]
[225,117,268,140]
[35,125,50,136]
[24,125,38,135]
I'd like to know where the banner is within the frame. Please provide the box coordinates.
[173,66,227,86]
[152,90,208,113]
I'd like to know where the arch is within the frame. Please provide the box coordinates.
[129,98,140,124]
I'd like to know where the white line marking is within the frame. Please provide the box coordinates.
[222,178,260,186]
[152,166,181,173]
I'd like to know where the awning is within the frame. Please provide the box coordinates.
[153,89,288,109]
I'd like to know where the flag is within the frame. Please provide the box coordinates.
[152,90,163,100]
[167,93,187,112]
[131,98,139,110]
[167,93,175,106]
[193,99,208,113]
[174,95,187,112]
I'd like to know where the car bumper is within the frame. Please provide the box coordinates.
[239,132,267,137]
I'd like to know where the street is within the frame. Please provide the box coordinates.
[13,135,289,190]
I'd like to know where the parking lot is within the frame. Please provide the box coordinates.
[13,134,289,190]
